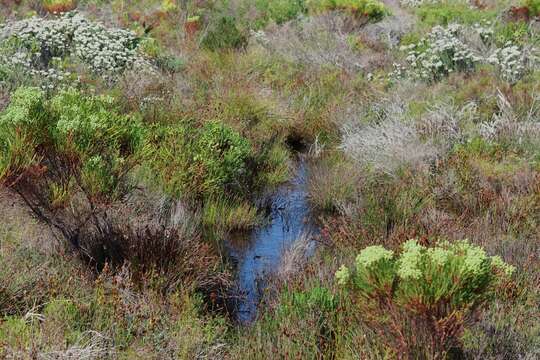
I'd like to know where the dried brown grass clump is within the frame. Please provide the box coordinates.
[42,0,76,14]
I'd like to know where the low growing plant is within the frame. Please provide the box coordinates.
[524,0,540,17]
[200,16,248,50]
[336,239,515,359]
[308,0,387,20]
[147,120,252,199]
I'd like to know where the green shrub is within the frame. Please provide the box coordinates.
[147,121,252,198]
[415,3,496,26]
[494,21,530,46]
[258,0,307,25]
[336,239,515,358]
[307,0,387,20]
[200,16,247,51]
[0,87,144,202]
[524,0,540,16]
[196,121,252,193]
[0,86,147,265]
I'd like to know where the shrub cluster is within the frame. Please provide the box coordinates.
[396,24,482,81]
[307,0,387,20]
[0,12,146,87]
[394,23,536,83]
[486,42,529,84]
[336,239,514,358]
[147,121,252,199]
[0,87,144,202]
[0,86,145,258]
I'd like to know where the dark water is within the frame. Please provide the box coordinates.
[226,157,315,324]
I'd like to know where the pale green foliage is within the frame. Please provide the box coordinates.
[337,239,514,306]
[0,86,144,201]
[336,239,516,357]
[397,239,424,279]
[49,88,143,157]
[346,245,396,296]
[335,265,350,285]
[0,87,45,181]
[490,255,515,277]
[0,87,45,127]
[355,245,394,268]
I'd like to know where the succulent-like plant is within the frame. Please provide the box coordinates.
[336,239,514,358]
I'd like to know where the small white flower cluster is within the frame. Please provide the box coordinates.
[32,67,71,90]
[0,12,144,86]
[72,19,139,78]
[250,30,270,47]
[472,21,494,43]
[486,42,527,84]
[394,24,481,81]
[391,23,535,83]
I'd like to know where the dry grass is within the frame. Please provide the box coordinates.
[38,331,114,360]
[252,13,364,73]
[340,100,439,177]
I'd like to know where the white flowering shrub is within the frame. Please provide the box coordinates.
[393,23,537,84]
[336,239,515,358]
[486,42,531,84]
[472,20,494,43]
[0,12,146,88]
[397,24,481,81]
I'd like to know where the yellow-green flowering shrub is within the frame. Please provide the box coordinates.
[336,239,514,358]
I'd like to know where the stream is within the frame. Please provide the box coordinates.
[226,155,316,324]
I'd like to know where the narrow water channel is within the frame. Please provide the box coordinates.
[226,156,316,324]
